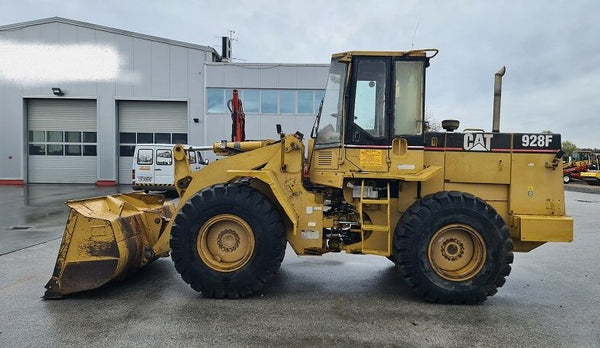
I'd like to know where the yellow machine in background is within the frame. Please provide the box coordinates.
[45,50,573,304]
[562,150,600,185]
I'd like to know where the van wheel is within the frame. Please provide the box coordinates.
[170,183,286,298]
[393,191,513,304]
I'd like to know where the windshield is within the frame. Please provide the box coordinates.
[572,151,590,162]
[314,59,347,147]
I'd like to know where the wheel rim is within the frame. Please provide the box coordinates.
[197,214,255,272]
[428,224,486,281]
[563,175,570,183]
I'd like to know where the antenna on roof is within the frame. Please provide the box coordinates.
[411,19,420,49]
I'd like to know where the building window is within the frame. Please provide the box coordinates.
[207,89,226,113]
[279,90,296,114]
[29,131,45,142]
[83,132,97,143]
[155,133,171,144]
[28,131,97,157]
[206,88,325,116]
[120,132,136,144]
[119,132,188,157]
[47,131,63,143]
[242,90,260,113]
[29,144,45,155]
[261,90,278,114]
[83,145,97,156]
[172,133,188,144]
[65,144,82,156]
[297,91,314,114]
[65,131,81,143]
[137,133,153,143]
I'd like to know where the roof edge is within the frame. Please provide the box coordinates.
[205,62,330,67]
[0,16,219,57]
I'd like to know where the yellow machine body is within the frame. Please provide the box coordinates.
[580,171,600,185]
[45,49,573,302]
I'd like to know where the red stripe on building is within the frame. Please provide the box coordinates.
[0,179,25,186]
[96,180,117,186]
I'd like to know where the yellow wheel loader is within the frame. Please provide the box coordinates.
[45,50,573,304]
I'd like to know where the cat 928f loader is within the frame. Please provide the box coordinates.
[45,50,573,304]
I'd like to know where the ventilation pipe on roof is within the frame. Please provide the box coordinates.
[221,36,232,63]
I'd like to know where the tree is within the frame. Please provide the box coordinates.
[561,140,577,157]
[424,108,441,132]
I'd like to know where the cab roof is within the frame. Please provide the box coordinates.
[332,49,439,60]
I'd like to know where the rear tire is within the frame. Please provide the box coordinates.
[170,183,286,298]
[393,191,513,304]
[563,174,571,184]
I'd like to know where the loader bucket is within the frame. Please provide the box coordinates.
[43,193,175,299]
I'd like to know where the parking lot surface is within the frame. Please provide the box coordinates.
[0,184,598,347]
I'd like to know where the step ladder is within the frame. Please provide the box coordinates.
[358,180,391,256]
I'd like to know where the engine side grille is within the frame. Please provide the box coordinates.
[317,150,333,167]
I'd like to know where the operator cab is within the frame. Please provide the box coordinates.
[311,50,438,184]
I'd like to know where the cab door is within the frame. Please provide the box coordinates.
[388,59,426,176]
[344,57,391,173]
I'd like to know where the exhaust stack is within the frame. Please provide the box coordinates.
[492,66,506,133]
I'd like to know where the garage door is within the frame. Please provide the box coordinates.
[27,99,97,183]
[118,101,188,184]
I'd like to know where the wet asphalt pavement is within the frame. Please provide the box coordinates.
[0,184,598,347]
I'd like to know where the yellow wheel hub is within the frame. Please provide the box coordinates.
[428,224,486,281]
[197,214,255,272]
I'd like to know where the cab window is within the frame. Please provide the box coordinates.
[345,57,390,146]
[394,61,424,135]
[353,59,387,138]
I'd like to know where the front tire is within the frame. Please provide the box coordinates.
[393,191,513,304]
[170,183,286,298]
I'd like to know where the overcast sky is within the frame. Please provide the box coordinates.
[1,0,598,148]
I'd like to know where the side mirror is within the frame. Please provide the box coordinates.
[203,159,210,165]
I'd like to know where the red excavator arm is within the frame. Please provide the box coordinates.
[228,89,245,142]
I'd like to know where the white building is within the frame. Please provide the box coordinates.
[0,17,328,185]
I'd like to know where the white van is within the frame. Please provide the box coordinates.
[132,144,208,191]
